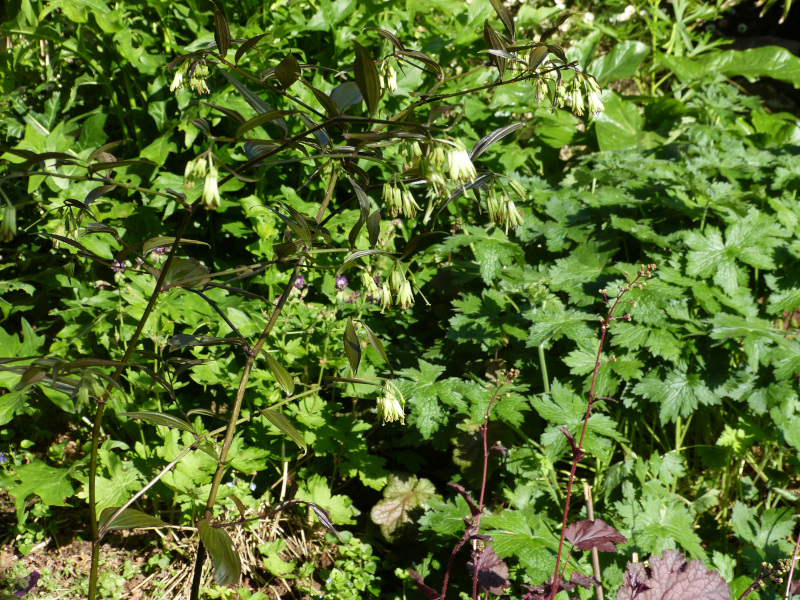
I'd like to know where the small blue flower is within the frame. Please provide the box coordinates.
[250,482,257,492]
[226,481,234,488]
[294,274,306,289]
[335,275,348,290]
[0,452,6,464]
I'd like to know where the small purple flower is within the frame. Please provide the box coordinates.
[250,482,257,492]
[153,246,168,256]
[111,260,126,274]
[0,452,7,464]
[14,571,40,597]
[294,274,306,290]
[345,291,361,304]
[373,274,381,287]
[335,275,348,291]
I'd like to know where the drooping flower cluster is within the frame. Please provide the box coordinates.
[377,380,405,425]
[382,180,421,218]
[561,72,605,116]
[381,61,397,94]
[184,155,221,210]
[170,61,211,95]
[361,268,415,311]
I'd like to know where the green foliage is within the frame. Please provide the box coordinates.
[2,0,800,599]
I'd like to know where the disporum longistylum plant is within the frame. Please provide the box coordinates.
[0,2,607,599]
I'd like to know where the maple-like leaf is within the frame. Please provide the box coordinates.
[467,545,510,595]
[564,518,627,552]
[615,549,730,600]
[370,473,439,540]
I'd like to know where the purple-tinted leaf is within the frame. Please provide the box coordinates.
[353,40,384,115]
[529,45,549,72]
[275,53,301,89]
[366,210,381,248]
[365,27,406,52]
[361,322,394,376]
[565,518,627,552]
[540,12,573,42]
[300,79,340,118]
[396,50,442,75]
[490,0,515,41]
[13,570,40,597]
[198,519,241,586]
[469,122,524,160]
[569,572,601,589]
[212,3,231,56]
[343,318,361,377]
[616,550,730,600]
[235,33,267,65]
[409,570,442,600]
[85,185,117,205]
[448,482,481,517]
[467,545,510,595]
[483,20,508,80]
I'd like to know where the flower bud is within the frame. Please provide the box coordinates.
[380,284,392,311]
[0,204,16,242]
[508,179,527,199]
[202,165,221,209]
[448,144,477,184]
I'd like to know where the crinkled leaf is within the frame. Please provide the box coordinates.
[467,544,510,595]
[564,518,627,552]
[616,549,729,600]
[370,473,439,541]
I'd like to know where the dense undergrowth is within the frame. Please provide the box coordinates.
[1,0,800,599]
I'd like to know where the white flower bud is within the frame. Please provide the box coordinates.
[377,381,405,424]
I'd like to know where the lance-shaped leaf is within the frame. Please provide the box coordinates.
[343,318,361,377]
[262,352,295,396]
[235,33,267,65]
[85,185,117,205]
[564,518,627,552]
[167,334,247,350]
[119,411,196,434]
[331,81,363,113]
[212,3,231,56]
[529,45,548,72]
[396,49,442,75]
[470,122,524,160]
[99,507,170,531]
[361,322,393,376]
[353,41,381,117]
[220,71,288,133]
[260,408,307,454]
[483,21,508,80]
[348,174,371,220]
[490,0,515,41]
[275,53,301,89]
[366,210,381,248]
[142,236,209,254]
[364,27,406,52]
[236,110,298,138]
[300,79,340,119]
[198,519,241,586]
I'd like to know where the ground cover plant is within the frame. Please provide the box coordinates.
[1,0,800,599]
